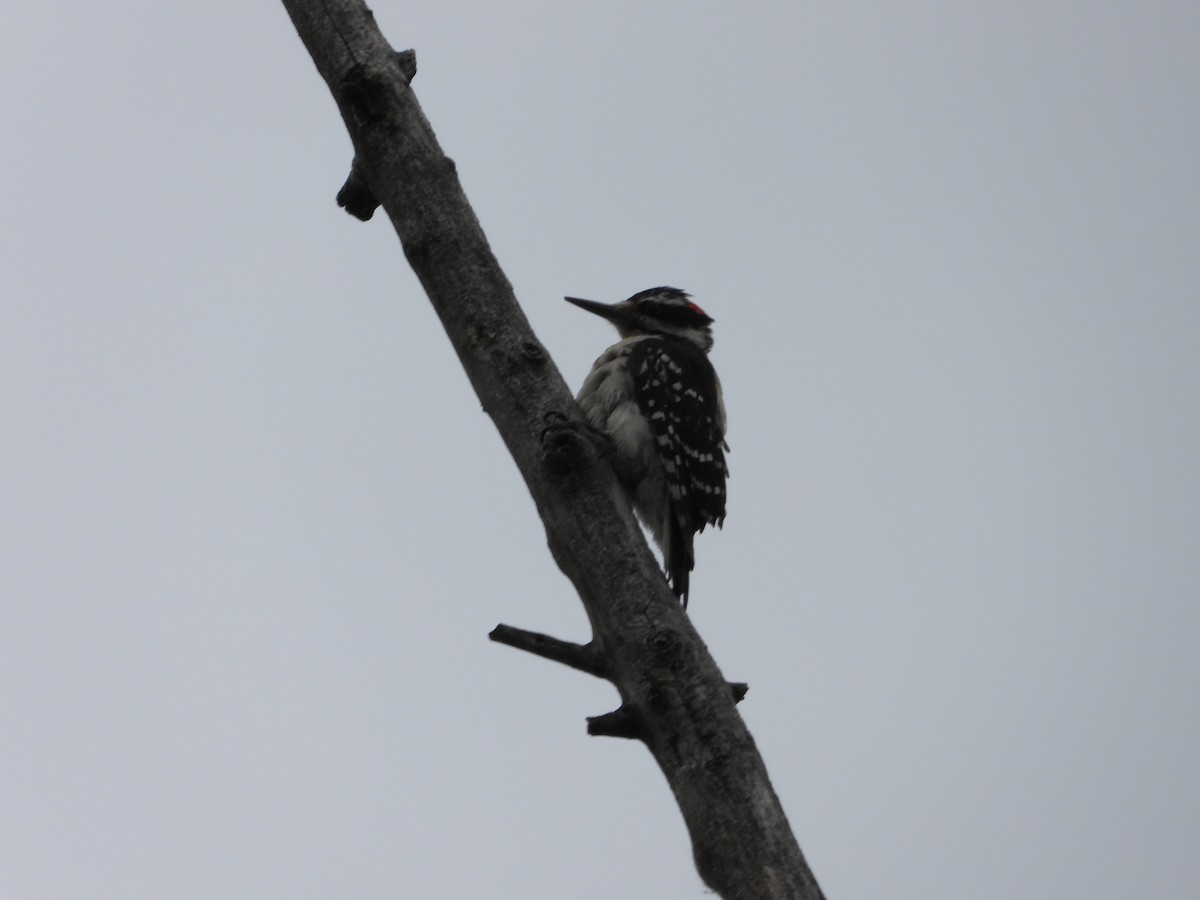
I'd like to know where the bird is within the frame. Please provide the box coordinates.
[566,287,728,605]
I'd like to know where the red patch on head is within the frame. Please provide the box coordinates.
[686,301,708,316]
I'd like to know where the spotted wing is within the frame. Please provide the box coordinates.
[629,336,728,601]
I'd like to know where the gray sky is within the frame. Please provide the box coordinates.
[3,2,1198,897]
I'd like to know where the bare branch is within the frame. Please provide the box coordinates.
[489,625,608,679]
[280,3,826,897]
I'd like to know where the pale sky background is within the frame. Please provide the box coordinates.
[3,2,1198,898]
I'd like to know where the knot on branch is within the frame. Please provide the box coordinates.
[337,156,379,221]
[340,63,389,129]
[494,339,548,379]
[646,627,683,667]
[394,49,417,83]
[519,340,547,367]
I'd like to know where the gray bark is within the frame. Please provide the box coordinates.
[279,3,826,897]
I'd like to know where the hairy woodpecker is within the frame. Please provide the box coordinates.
[566,287,728,605]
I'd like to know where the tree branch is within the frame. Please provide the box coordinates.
[489,624,608,679]
[280,3,825,897]
[587,705,644,740]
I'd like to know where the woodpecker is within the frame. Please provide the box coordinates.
[566,287,728,606]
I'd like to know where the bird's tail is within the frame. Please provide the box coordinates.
[665,515,695,608]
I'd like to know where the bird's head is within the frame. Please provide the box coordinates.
[565,287,715,352]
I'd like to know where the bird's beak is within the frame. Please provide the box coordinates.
[564,296,626,326]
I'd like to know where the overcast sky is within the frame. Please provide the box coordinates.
[3,2,1198,898]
